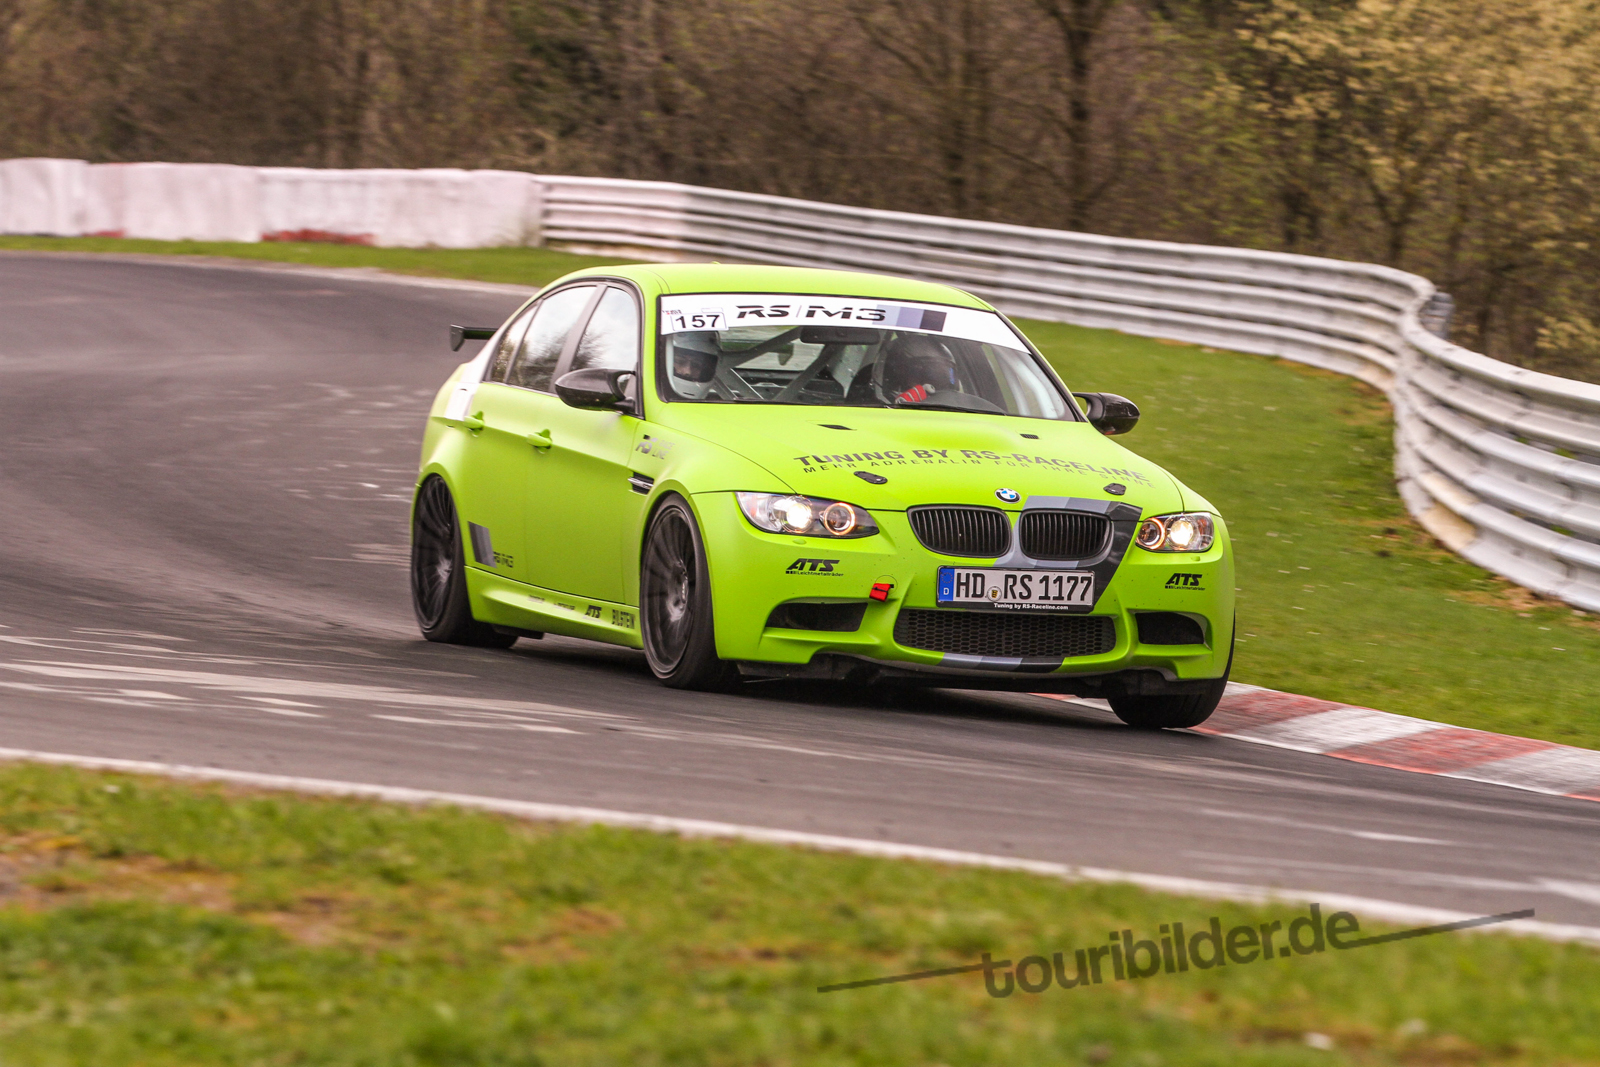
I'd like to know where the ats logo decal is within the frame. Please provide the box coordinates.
[1165,573,1203,589]
[787,558,841,574]
[585,605,603,619]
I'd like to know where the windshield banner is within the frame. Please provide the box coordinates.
[658,293,1020,349]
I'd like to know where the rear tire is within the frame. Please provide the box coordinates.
[1109,625,1233,730]
[640,496,739,691]
[410,476,518,649]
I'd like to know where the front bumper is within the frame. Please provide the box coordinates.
[696,491,1235,688]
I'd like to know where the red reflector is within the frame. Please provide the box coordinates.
[870,582,893,601]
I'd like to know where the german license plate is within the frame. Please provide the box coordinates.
[936,567,1094,611]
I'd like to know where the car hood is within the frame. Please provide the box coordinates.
[662,405,1188,516]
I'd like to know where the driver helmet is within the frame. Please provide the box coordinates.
[881,334,957,402]
[672,344,718,384]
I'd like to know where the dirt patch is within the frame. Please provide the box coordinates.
[1,831,237,912]
[1444,578,1600,632]
[0,828,643,964]
[0,832,360,947]
[1238,1026,1510,1065]
[1332,380,1393,428]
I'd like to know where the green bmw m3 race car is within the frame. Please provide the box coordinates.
[411,264,1234,728]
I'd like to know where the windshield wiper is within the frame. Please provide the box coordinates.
[891,398,989,413]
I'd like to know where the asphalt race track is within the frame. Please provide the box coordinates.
[3,251,1598,932]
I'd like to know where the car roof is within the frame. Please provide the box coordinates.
[552,263,993,310]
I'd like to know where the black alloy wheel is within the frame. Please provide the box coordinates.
[1108,623,1234,729]
[640,496,739,690]
[409,476,517,648]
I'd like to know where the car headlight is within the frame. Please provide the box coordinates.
[1135,512,1216,553]
[736,492,879,538]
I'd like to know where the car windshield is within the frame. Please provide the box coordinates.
[657,293,1075,419]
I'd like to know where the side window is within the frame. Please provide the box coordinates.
[507,285,595,393]
[570,286,641,373]
[487,304,536,382]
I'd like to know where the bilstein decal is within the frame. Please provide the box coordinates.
[790,449,1154,486]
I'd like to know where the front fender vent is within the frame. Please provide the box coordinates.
[907,506,1010,557]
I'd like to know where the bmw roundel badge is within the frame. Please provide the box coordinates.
[995,487,1021,503]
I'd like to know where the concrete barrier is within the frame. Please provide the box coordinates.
[256,167,538,247]
[84,162,261,241]
[0,158,88,236]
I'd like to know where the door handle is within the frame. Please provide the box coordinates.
[527,430,553,450]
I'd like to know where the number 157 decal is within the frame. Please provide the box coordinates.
[668,309,724,330]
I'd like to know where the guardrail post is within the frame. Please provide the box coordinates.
[525,178,546,248]
[1419,293,1455,340]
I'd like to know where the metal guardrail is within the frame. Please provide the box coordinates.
[5,158,1599,611]
[538,176,1600,612]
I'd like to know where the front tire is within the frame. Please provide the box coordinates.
[1109,626,1233,730]
[640,496,739,691]
[410,476,517,649]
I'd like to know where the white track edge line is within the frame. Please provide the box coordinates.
[3,747,1596,947]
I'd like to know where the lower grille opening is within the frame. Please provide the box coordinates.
[766,601,868,633]
[893,608,1115,658]
[1135,612,1205,645]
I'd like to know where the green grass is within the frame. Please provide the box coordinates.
[1030,323,1600,748]
[0,762,1595,1066]
[5,236,1598,747]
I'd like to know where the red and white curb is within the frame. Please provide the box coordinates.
[1058,684,1600,804]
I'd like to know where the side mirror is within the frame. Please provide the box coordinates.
[1073,392,1140,435]
[450,325,497,351]
[556,367,635,411]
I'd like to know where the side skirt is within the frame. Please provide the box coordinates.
[465,566,643,649]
